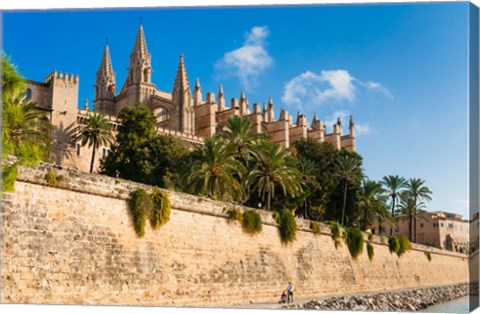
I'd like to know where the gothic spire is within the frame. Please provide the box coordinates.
[173,53,190,93]
[97,44,115,80]
[132,23,149,59]
[268,96,273,107]
[217,84,226,111]
[193,78,202,106]
[195,78,201,91]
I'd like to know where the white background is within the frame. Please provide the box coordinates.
[0,0,479,314]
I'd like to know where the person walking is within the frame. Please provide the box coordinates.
[286,282,294,303]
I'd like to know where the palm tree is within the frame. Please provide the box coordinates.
[404,178,432,242]
[381,175,407,235]
[2,54,25,100]
[334,154,362,226]
[2,55,53,164]
[297,158,319,219]
[3,90,53,166]
[75,113,114,173]
[218,116,266,203]
[397,191,428,241]
[185,137,246,202]
[246,141,303,210]
[217,115,265,164]
[357,179,388,231]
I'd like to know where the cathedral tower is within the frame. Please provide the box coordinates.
[171,53,194,134]
[121,23,156,109]
[94,43,116,115]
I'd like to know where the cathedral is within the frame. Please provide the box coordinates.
[26,24,356,173]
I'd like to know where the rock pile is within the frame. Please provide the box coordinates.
[286,283,468,311]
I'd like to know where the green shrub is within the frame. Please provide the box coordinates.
[149,188,171,229]
[310,221,321,235]
[344,227,364,259]
[44,170,60,187]
[242,210,262,235]
[329,221,342,248]
[225,207,242,223]
[425,251,432,262]
[2,164,18,192]
[367,243,374,261]
[388,236,400,254]
[397,236,412,256]
[274,209,297,243]
[129,188,151,238]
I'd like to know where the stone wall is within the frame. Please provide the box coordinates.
[0,164,469,306]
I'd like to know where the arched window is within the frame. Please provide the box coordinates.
[25,88,32,101]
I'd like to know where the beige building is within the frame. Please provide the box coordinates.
[26,24,356,173]
[373,211,469,252]
[470,212,479,253]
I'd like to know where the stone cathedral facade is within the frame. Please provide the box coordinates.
[26,24,356,173]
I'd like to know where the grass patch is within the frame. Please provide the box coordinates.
[310,221,321,235]
[44,170,61,187]
[367,243,374,261]
[242,210,262,235]
[388,236,400,254]
[344,227,364,259]
[425,251,432,262]
[149,188,171,229]
[274,209,297,243]
[129,188,151,238]
[2,163,18,192]
[397,236,412,257]
[225,207,243,223]
[329,221,342,248]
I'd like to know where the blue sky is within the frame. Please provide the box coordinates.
[1,3,471,217]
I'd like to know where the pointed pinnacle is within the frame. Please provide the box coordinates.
[218,84,224,95]
[132,23,149,58]
[240,89,245,100]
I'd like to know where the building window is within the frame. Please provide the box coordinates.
[420,223,424,228]
[441,223,444,227]
[433,223,437,227]
[101,148,107,159]
[76,143,81,156]
[25,88,32,101]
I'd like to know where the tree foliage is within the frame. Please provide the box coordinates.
[2,54,53,192]
[246,140,302,210]
[75,113,114,173]
[184,137,246,202]
[101,105,190,189]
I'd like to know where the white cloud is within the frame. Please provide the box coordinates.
[282,70,355,111]
[281,69,392,109]
[355,123,373,136]
[323,110,373,137]
[215,26,273,90]
[361,80,394,99]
